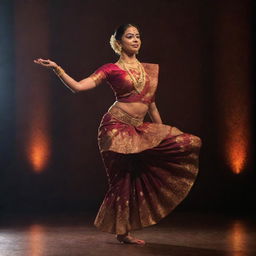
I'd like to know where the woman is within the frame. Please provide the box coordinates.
[34,23,202,245]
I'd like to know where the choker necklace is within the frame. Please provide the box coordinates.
[118,58,138,65]
[117,58,146,93]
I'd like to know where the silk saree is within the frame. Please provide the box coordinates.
[89,63,202,234]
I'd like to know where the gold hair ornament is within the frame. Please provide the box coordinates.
[110,34,122,55]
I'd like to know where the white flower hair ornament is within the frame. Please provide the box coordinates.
[110,34,122,55]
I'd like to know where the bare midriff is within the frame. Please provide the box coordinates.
[112,62,149,119]
[112,101,149,119]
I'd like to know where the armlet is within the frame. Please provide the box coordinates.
[89,71,106,86]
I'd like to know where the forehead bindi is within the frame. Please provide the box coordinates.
[124,27,140,36]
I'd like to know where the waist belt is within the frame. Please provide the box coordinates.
[108,105,144,127]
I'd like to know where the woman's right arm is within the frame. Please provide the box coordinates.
[57,70,97,93]
[34,58,96,93]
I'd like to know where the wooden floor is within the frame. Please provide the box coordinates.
[0,211,255,256]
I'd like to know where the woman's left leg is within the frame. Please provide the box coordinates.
[116,232,146,245]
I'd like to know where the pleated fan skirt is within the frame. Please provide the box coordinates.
[94,105,202,234]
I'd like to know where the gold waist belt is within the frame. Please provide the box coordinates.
[108,105,144,127]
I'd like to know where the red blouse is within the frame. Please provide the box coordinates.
[89,63,159,105]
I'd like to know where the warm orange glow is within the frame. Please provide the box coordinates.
[228,221,247,256]
[14,1,51,173]
[214,1,251,174]
[224,108,248,174]
[28,224,45,256]
[28,130,50,173]
[226,141,247,175]
[26,103,51,173]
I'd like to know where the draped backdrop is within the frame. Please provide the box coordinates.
[0,0,254,215]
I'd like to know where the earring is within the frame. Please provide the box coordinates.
[115,42,122,54]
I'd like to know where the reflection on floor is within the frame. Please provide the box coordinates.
[0,212,255,256]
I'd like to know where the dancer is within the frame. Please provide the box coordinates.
[34,23,202,245]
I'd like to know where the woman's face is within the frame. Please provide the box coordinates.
[119,26,141,55]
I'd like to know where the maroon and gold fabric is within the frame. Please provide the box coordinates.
[89,63,158,104]
[90,63,202,234]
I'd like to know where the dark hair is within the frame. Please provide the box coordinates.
[114,23,140,40]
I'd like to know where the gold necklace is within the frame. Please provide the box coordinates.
[118,58,146,93]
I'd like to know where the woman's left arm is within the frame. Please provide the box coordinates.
[148,102,162,124]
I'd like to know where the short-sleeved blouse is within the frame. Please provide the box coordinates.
[89,63,159,105]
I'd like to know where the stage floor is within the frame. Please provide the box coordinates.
[0,211,255,256]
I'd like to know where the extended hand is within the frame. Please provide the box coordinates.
[34,58,58,69]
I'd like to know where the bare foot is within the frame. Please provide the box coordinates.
[116,233,146,245]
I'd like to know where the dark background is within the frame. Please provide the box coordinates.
[0,0,255,217]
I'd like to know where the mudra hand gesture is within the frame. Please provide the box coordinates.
[33,56,95,92]
[34,58,58,69]
[34,58,65,76]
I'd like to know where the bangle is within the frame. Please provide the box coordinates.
[53,66,65,76]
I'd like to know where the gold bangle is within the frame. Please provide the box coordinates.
[53,66,65,76]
